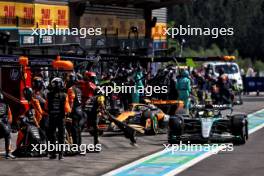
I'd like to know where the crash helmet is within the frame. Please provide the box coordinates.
[76,73,83,81]
[218,68,225,76]
[0,91,4,102]
[191,69,197,76]
[204,100,214,117]
[51,77,64,91]
[25,109,35,123]
[23,87,33,101]
[85,71,96,78]
[205,100,214,109]
[85,71,98,84]
[97,95,105,106]
[69,72,78,82]
[181,70,189,77]
[32,76,44,91]
[67,72,78,88]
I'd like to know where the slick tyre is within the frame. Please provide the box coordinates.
[234,125,247,145]
[231,115,248,145]
[168,115,184,144]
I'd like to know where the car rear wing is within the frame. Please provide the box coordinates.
[144,99,184,106]
[191,104,233,111]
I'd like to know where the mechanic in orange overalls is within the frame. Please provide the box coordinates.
[78,71,97,105]
[24,87,43,127]
[32,76,49,135]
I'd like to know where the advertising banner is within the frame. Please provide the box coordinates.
[0,2,16,27]
[80,14,145,37]
[152,22,167,40]
[128,19,145,37]
[34,4,52,28]
[244,77,264,92]
[118,19,130,37]
[118,19,145,38]
[0,2,69,29]
[16,3,34,27]
[53,5,69,28]
[136,19,145,37]
[80,14,118,34]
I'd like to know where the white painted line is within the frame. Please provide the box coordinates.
[249,123,264,134]
[102,149,168,176]
[164,145,226,176]
[248,108,264,117]
[103,109,264,176]
[166,109,264,176]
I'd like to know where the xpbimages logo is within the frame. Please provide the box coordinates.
[31,141,102,155]
[31,25,102,38]
[163,25,234,39]
[163,141,234,154]
[97,83,168,96]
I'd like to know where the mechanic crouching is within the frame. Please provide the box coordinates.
[0,91,15,159]
[45,77,71,160]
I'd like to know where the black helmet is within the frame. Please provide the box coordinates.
[67,73,78,88]
[76,73,83,81]
[23,87,33,101]
[51,77,64,91]
[32,76,44,91]
[0,91,4,102]
[25,109,35,123]
[219,68,225,76]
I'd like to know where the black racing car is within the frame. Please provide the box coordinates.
[168,104,248,144]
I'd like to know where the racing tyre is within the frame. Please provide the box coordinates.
[168,115,184,144]
[234,125,247,145]
[231,115,248,145]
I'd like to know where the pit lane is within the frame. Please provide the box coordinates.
[0,95,264,176]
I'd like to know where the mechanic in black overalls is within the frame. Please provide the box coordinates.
[45,77,71,160]
[89,93,105,146]
[67,73,84,151]
[0,91,15,159]
[217,68,231,104]
[192,70,206,104]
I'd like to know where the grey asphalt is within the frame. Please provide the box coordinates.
[180,128,264,176]
[180,96,264,176]
[0,95,263,176]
